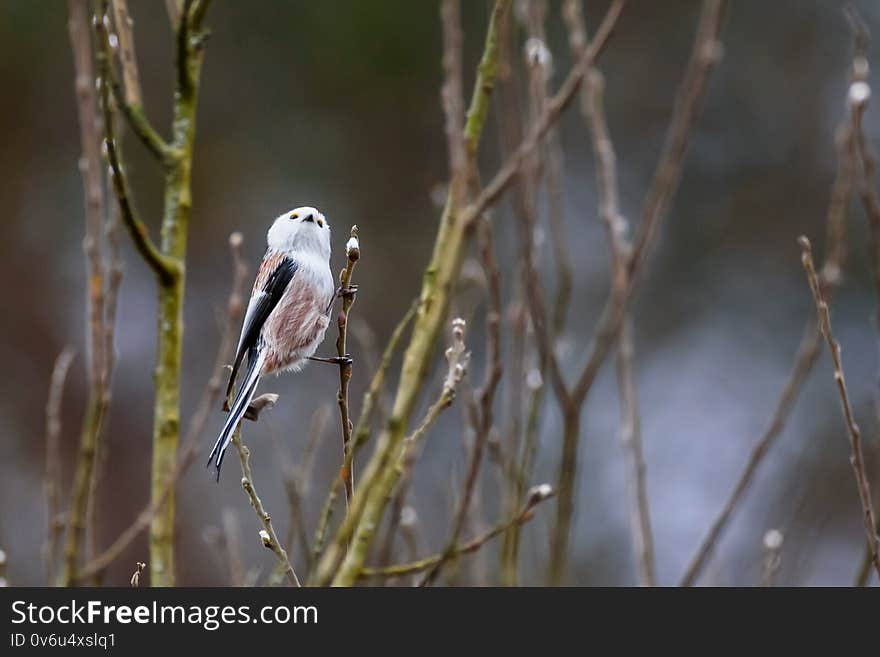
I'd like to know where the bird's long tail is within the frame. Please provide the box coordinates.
[207,348,266,481]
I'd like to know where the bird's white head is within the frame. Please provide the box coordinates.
[267,206,331,259]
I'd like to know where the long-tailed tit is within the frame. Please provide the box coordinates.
[207,206,338,480]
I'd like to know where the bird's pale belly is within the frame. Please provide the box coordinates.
[260,290,330,374]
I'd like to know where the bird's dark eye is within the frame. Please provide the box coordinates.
[290,213,299,220]
[317,218,324,227]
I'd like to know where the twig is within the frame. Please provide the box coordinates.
[680,24,855,585]
[93,0,176,282]
[844,8,880,585]
[335,226,360,508]
[615,320,655,586]
[565,0,656,585]
[99,3,171,162]
[43,347,76,585]
[360,484,554,580]
[544,0,724,585]
[799,235,880,580]
[459,0,626,231]
[231,427,301,587]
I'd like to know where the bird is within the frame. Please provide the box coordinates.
[207,206,340,480]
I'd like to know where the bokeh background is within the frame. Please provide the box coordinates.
[2,0,880,586]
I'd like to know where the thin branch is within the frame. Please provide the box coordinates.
[799,235,880,580]
[360,485,554,580]
[106,0,173,160]
[231,427,301,587]
[335,226,360,507]
[680,25,855,586]
[43,347,76,585]
[563,0,656,585]
[845,8,880,586]
[549,0,725,584]
[460,0,626,231]
[571,0,726,407]
[94,1,177,282]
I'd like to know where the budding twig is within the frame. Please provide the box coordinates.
[798,236,880,581]
[335,226,360,508]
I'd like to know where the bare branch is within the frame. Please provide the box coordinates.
[799,236,880,580]
[681,14,855,586]
[93,1,178,282]
[231,428,301,586]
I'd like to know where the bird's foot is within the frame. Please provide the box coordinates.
[308,354,353,367]
[339,283,358,300]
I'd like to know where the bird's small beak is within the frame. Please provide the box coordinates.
[303,214,315,223]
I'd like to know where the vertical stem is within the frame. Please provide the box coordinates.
[150,0,204,586]
[60,0,108,587]
[547,405,580,585]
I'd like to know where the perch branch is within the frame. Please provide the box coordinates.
[335,226,360,507]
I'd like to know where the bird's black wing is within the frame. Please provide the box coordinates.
[224,254,298,403]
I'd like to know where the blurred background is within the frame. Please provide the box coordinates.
[2,0,880,586]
